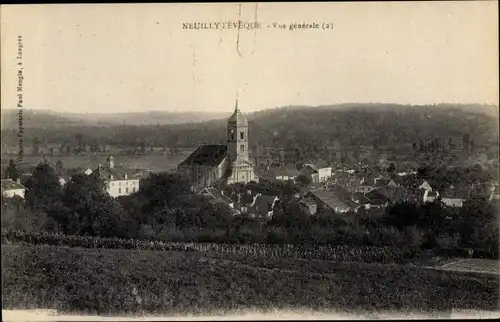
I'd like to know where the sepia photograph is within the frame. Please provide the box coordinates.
[1,1,499,320]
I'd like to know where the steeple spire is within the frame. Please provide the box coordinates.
[235,91,239,112]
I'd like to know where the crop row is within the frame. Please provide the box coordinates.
[1,229,418,263]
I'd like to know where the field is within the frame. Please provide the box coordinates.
[2,245,498,317]
[1,152,193,173]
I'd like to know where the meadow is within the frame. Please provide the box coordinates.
[2,244,498,316]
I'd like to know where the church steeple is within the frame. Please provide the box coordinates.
[235,91,239,112]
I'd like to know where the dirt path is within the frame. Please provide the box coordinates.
[424,258,499,275]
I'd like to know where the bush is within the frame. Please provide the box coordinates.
[1,228,418,263]
[435,233,461,250]
[401,225,425,250]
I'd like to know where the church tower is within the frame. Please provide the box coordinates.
[227,100,249,163]
[226,99,255,184]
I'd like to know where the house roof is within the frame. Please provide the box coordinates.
[200,187,233,205]
[1,179,26,191]
[441,187,469,199]
[316,160,331,168]
[93,165,136,181]
[309,188,358,212]
[387,186,409,202]
[358,186,396,205]
[300,166,317,176]
[179,144,227,167]
[374,178,391,187]
[332,171,350,179]
[221,187,239,201]
[352,192,371,204]
[426,190,439,198]
[492,184,499,196]
[227,105,248,126]
[262,165,300,179]
[419,181,433,191]
[300,197,317,207]
[251,195,278,215]
[239,190,261,205]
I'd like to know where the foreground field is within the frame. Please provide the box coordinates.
[2,245,498,316]
[3,309,500,321]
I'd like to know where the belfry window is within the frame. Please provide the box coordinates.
[240,131,244,139]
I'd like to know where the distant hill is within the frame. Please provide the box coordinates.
[1,104,498,155]
[0,109,229,129]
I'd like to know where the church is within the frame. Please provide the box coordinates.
[177,101,257,187]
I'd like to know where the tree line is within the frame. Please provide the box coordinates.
[2,105,497,157]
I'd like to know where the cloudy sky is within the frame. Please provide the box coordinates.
[1,2,498,114]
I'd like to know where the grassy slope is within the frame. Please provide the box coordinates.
[2,245,498,316]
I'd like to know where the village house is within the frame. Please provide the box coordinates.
[299,197,318,215]
[423,190,440,203]
[352,186,394,210]
[92,156,140,198]
[56,167,93,186]
[354,185,377,194]
[440,185,469,208]
[299,160,332,183]
[235,189,279,219]
[417,180,441,203]
[259,165,300,182]
[489,183,499,202]
[199,187,235,208]
[1,179,26,199]
[307,187,359,214]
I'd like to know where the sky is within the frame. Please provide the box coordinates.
[1,2,498,114]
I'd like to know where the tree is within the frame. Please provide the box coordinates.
[1,195,52,232]
[32,137,41,156]
[459,197,498,253]
[121,172,193,227]
[382,202,422,230]
[55,160,64,175]
[61,173,137,237]
[75,133,84,153]
[419,140,425,152]
[24,162,62,211]
[462,133,470,151]
[387,162,396,173]
[3,159,19,181]
[296,174,311,186]
[139,141,146,155]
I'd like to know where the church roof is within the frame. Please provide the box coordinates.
[93,165,137,181]
[227,101,248,126]
[179,144,228,167]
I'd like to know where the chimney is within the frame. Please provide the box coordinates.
[16,178,21,185]
[107,156,115,169]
